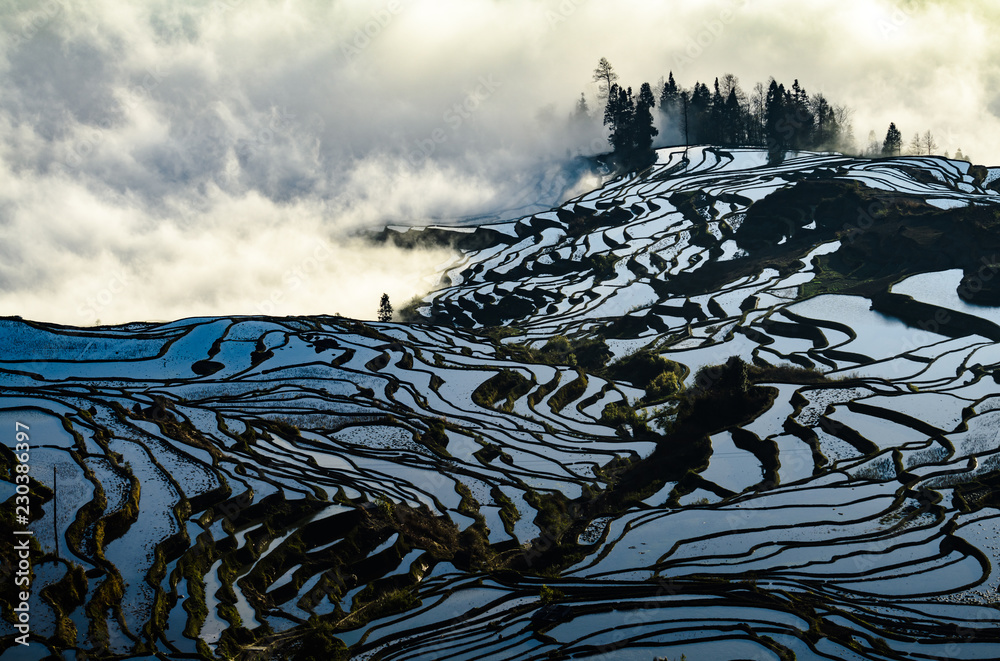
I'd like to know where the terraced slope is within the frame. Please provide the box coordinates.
[4,147,1000,660]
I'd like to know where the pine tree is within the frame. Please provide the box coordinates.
[637,81,656,111]
[788,79,814,150]
[632,82,659,168]
[724,88,742,146]
[708,78,725,145]
[764,80,787,163]
[882,122,902,156]
[811,93,838,148]
[658,72,682,144]
[680,90,690,153]
[378,294,393,323]
[659,72,679,113]
[603,84,634,157]
[689,82,711,143]
[573,93,590,120]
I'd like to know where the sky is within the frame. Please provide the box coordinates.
[2,0,999,325]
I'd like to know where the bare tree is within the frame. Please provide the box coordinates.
[720,73,741,99]
[922,130,938,155]
[908,132,922,155]
[833,104,854,152]
[592,57,619,102]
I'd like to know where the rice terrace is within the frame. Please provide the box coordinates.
[4,1,1000,660]
[4,146,1000,659]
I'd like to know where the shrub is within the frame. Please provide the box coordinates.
[601,401,648,431]
[647,371,681,400]
[540,584,565,603]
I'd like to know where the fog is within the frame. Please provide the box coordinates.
[1,0,997,324]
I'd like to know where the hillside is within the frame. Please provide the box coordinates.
[3,147,1000,660]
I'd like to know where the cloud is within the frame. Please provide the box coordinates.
[1,0,998,324]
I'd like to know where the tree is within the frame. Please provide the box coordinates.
[689,81,711,143]
[865,130,880,157]
[378,294,393,322]
[833,104,855,153]
[632,82,659,167]
[723,87,743,145]
[708,78,725,144]
[908,132,922,155]
[922,130,938,155]
[658,72,682,143]
[659,72,680,114]
[788,79,815,150]
[881,122,902,156]
[637,80,656,111]
[592,57,618,102]
[811,93,839,148]
[602,81,658,171]
[573,92,590,120]
[764,79,788,163]
[604,83,634,156]
[748,82,766,146]
[680,90,690,154]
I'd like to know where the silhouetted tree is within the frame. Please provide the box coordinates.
[787,79,814,150]
[632,82,659,167]
[689,81,712,143]
[723,87,742,145]
[764,80,788,163]
[603,82,657,171]
[378,294,393,322]
[592,57,619,102]
[604,83,634,157]
[680,90,690,155]
[588,68,851,157]
[882,122,902,156]
[659,71,680,117]
[708,78,725,144]
[637,81,656,112]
